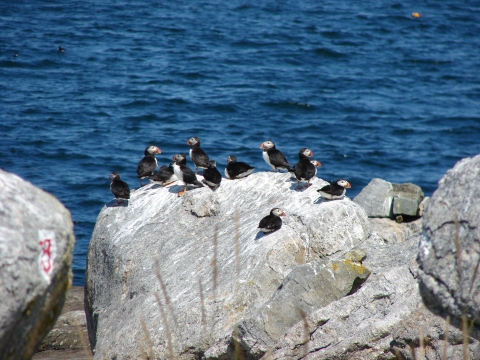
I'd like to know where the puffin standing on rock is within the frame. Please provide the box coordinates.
[317,179,351,200]
[186,137,210,174]
[136,145,162,187]
[258,208,287,233]
[109,172,130,206]
[172,155,204,197]
[289,148,322,189]
[260,140,291,172]
[225,155,255,179]
[147,153,187,186]
[202,160,222,189]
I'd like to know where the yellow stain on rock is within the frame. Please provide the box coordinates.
[343,259,370,276]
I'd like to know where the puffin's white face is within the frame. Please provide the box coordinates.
[187,137,199,146]
[271,208,287,216]
[209,160,216,167]
[148,145,162,154]
[337,179,351,188]
[109,172,119,182]
[173,153,186,161]
[310,160,322,167]
[302,148,313,157]
[260,140,275,150]
[226,155,236,164]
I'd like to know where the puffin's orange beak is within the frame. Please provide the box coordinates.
[186,140,190,145]
[310,150,314,156]
[156,148,162,154]
[259,143,264,149]
[171,155,176,160]
[282,211,287,216]
[346,182,352,188]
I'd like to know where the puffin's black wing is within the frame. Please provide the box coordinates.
[258,214,282,232]
[267,149,291,168]
[149,165,175,182]
[180,164,204,187]
[111,178,130,199]
[191,148,210,168]
[227,162,254,179]
[294,158,315,180]
[203,167,222,186]
[319,183,344,197]
[137,156,157,178]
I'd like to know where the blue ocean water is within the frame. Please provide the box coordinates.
[1,1,479,286]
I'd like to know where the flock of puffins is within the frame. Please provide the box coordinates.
[109,137,352,233]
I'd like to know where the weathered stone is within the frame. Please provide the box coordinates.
[392,182,424,216]
[36,287,89,353]
[418,196,430,217]
[266,235,480,360]
[369,217,422,244]
[353,178,394,218]
[0,169,75,360]
[235,251,371,356]
[418,154,480,328]
[85,172,370,359]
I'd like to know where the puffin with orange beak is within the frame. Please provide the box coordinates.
[258,208,287,233]
[317,179,351,200]
[259,140,291,172]
[172,154,204,196]
[136,145,162,187]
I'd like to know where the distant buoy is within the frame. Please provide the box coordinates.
[412,12,422,18]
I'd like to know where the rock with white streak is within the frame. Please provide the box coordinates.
[0,169,75,360]
[85,172,371,359]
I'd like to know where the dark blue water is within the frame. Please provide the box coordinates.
[1,1,479,286]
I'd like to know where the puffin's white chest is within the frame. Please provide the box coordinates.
[189,148,193,161]
[262,150,272,166]
[172,164,184,184]
[224,168,230,179]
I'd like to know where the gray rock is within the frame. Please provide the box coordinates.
[85,172,370,359]
[37,287,89,353]
[0,169,75,360]
[267,235,480,360]
[353,178,394,218]
[418,154,480,327]
[235,251,371,356]
[354,178,424,219]
[392,182,424,217]
[369,217,422,244]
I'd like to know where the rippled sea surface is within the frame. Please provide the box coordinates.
[1,1,479,285]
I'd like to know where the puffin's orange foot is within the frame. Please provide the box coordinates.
[164,181,176,187]
[177,189,186,197]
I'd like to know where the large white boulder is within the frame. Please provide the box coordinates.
[85,172,370,359]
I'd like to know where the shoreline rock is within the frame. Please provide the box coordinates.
[0,169,75,360]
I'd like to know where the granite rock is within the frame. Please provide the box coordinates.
[418,154,480,328]
[85,172,371,359]
[266,235,480,360]
[0,169,75,360]
[392,182,424,217]
[353,178,394,218]
[369,217,422,244]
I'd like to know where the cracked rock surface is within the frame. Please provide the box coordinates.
[418,154,480,327]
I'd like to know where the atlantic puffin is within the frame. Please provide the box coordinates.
[202,160,222,189]
[258,208,287,233]
[57,46,65,52]
[225,156,255,179]
[136,145,162,186]
[147,153,186,186]
[289,148,322,189]
[259,140,291,172]
[317,179,351,200]
[109,172,130,206]
[172,156,204,196]
[186,137,210,174]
